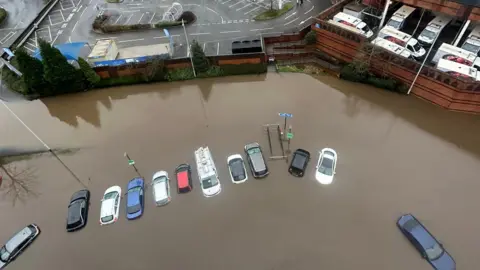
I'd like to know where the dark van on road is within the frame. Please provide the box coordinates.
[0,224,40,269]
[244,143,269,178]
[289,149,310,177]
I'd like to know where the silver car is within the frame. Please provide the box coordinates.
[0,224,40,269]
[152,171,171,206]
[244,143,269,178]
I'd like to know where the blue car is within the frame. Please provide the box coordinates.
[126,177,144,220]
[397,214,455,270]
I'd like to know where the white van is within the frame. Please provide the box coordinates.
[461,25,480,57]
[378,26,426,59]
[332,12,373,38]
[386,5,416,30]
[371,37,413,59]
[431,42,476,66]
[194,146,221,197]
[342,2,368,20]
[436,58,480,81]
[418,15,451,47]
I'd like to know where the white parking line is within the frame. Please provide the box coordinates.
[229,0,245,8]
[125,14,134,24]
[115,14,123,24]
[220,30,241,34]
[137,13,144,24]
[117,38,144,43]
[284,17,298,26]
[190,32,210,36]
[244,6,261,15]
[152,34,180,38]
[75,0,81,7]
[24,47,34,52]
[285,12,296,20]
[250,27,274,31]
[149,12,156,23]
[305,5,314,14]
[222,0,234,4]
[203,43,206,52]
[79,6,87,19]
[217,42,219,55]
[88,0,93,4]
[71,20,79,33]
[237,3,253,11]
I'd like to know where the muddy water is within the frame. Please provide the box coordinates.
[1,72,480,270]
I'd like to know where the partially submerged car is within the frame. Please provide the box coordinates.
[66,189,90,232]
[289,149,310,177]
[315,148,337,185]
[100,186,121,225]
[397,214,456,270]
[126,177,145,220]
[244,143,269,178]
[175,164,193,194]
[152,171,171,206]
[0,224,40,269]
[227,154,248,184]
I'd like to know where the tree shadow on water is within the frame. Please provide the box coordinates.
[0,162,39,206]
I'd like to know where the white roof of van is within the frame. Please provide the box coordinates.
[334,12,361,25]
[438,43,476,62]
[437,59,477,78]
[372,38,411,58]
[393,5,415,18]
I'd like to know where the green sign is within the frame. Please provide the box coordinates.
[128,160,135,166]
[287,133,294,139]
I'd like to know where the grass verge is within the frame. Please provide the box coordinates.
[254,3,294,21]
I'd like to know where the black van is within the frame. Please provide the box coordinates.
[289,149,311,177]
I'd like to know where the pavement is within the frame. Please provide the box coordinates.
[14,0,331,58]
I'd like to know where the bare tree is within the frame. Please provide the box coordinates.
[0,162,38,206]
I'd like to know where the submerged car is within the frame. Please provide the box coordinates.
[244,143,269,178]
[126,177,145,220]
[66,189,90,232]
[289,149,310,177]
[175,164,193,194]
[315,148,337,185]
[152,171,171,206]
[227,154,248,184]
[0,224,40,269]
[397,214,456,270]
[99,186,121,225]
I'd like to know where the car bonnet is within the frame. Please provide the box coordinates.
[100,198,116,217]
[153,180,168,201]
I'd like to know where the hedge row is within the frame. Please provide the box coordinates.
[0,8,7,25]
[340,64,408,94]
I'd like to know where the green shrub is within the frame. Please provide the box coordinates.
[254,3,294,21]
[92,15,108,30]
[304,30,316,45]
[197,66,223,78]
[78,57,100,88]
[221,63,267,75]
[154,21,182,28]
[177,11,196,24]
[95,76,146,88]
[367,76,397,91]
[2,66,27,94]
[340,64,367,82]
[15,49,50,95]
[191,40,209,73]
[166,68,195,81]
[0,8,7,25]
[277,65,303,73]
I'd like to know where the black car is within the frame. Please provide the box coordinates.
[289,149,310,177]
[0,224,40,268]
[66,189,90,232]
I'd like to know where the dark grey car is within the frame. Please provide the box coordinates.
[244,143,269,178]
[0,224,40,269]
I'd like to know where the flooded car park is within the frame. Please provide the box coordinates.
[0,72,480,269]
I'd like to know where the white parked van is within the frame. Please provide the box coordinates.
[194,146,221,197]
[342,2,368,20]
[436,58,480,81]
[431,42,476,66]
[379,26,426,59]
[371,37,413,59]
[332,12,373,38]
[418,15,451,47]
[461,25,480,57]
[386,5,416,30]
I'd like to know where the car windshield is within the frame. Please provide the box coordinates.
[462,42,480,54]
[0,246,10,262]
[127,204,141,214]
[153,176,167,184]
[421,29,436,39]
[103,191,117,200]
[202,176,218,189]
[229,160,246,181]
[425,243,444,261]
[292,154,307,169]
[412,42,422,52]
[318,157,334,176]
[387,19,401,29]
[247,147,260,155]
[128,186,142,193]
[360,25,370,33]
[101,215,113,223]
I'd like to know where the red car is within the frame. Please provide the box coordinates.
[175,164,193,193]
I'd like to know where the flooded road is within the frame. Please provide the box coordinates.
[1,72,480,270]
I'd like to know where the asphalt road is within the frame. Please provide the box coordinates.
[0,0,46,47]
[1,72,480,270]
[17,0,330,57]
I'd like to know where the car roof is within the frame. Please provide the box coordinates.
[404,217,438,249]
[153,178,168,201]
[250,150,266,171]
[67,201,83,223]
[6,227,33,252]
[177,170,190,188]
[292,152,307,169]
[100,197,116,217]
[70,189,88,203]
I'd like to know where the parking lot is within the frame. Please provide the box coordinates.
[218,0,294,20]
[100,7,169,26]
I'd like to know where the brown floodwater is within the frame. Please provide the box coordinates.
[0,72,480,270]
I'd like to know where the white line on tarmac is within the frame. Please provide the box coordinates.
[149,12,156,23]
[152,34,180,38]
[137,13,144,23]
[237,3,253,11]
[220,30,241,34]
[117,38,144,43]
[229,0,245,8]
[250,27,274,31]
[244,6,261,15]
[125,14,133,25]
[285,12,296,20]
[88,0,93,4]
[190,32,210,36]
[79,6,87,19]
[203,43,206,52]
[24,47,34,52]
[69,36,72,43]
[217,42,219,55]
[71,21,79,33]
[284,17,298,26]
[222,0,233,4]
[305,5,314,14]
[115,14,123,24]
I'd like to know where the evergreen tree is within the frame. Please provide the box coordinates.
[39,39,84,93]
[78,57,100,88]
[14,49,50,95]
[191,40,209,73]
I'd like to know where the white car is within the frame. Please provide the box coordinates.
[227,154,248,184]
[99,186,121,225]
[152,171,171,206]
[315,148,337,185]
